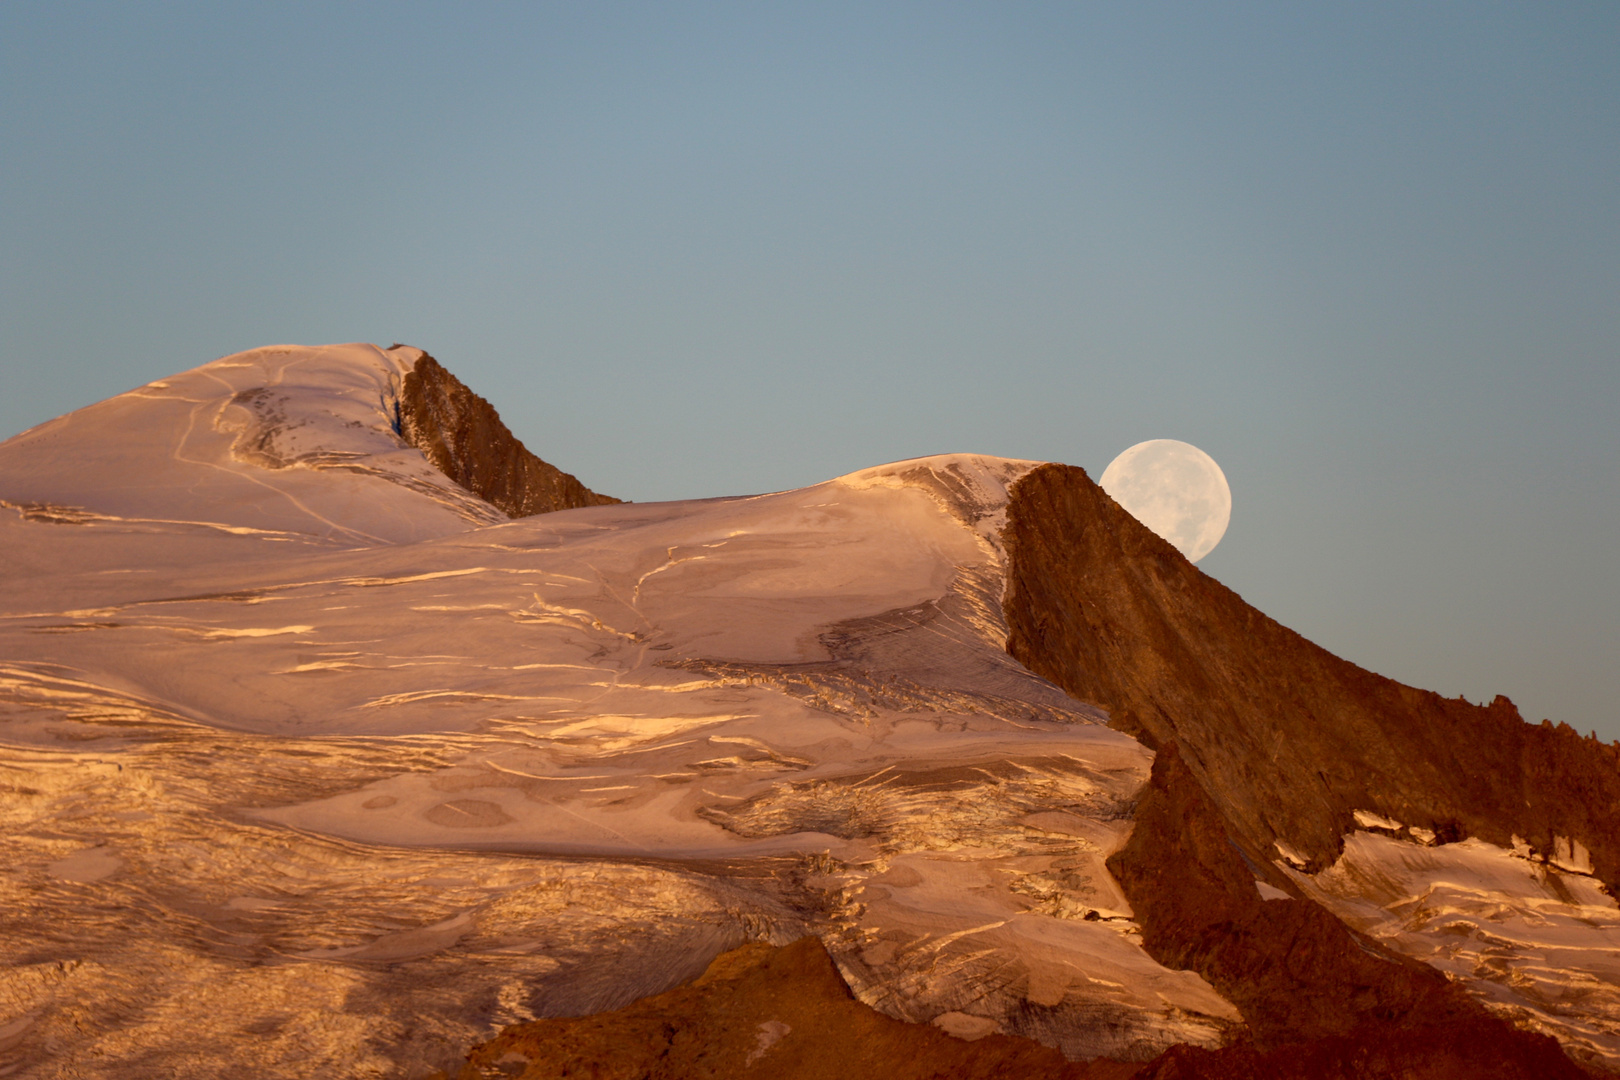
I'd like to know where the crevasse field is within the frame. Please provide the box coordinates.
[1,344,1616,1077]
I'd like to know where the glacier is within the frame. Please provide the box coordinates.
[0,344,1236,1076]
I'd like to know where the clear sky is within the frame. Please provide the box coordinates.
[3,3,1616,737]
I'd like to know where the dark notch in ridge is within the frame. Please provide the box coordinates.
[390,347,621,518]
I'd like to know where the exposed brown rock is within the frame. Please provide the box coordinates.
[1000,461,1620,884]
[1000,461,1614,1076]
[457,936,1137,1080]
[458,460,1617,1078]
[394,349,620,517]
[1110,743,1586,1078]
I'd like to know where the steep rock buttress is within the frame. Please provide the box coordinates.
[999,461,1620,883]
[1001,461,1614,1077]
[393,348,620,517]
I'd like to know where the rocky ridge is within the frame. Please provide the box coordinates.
[1000,462,1620,885]
[392,347,620,517]
[3,345,1613,1078]
[1001,462,1613,1077]
[458,937,1136,1080]
[455,462,1616,1079]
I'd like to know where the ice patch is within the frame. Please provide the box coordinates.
[1550,835,1594,875]
[746,1019,791,1064]
[1273,839,1308,869]
[1352,808,1403,832]
[1255,880,1289,902]
[932,1012,1001,1041]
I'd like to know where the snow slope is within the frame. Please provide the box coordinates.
[1292,826,1620,1072]
[0,346,1236,1077]
[11,344,1615,1078]
[0,343,502,546]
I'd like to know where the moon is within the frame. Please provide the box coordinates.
[1099,439,1232,563]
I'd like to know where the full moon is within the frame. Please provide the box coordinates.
[1099,439,1232,563]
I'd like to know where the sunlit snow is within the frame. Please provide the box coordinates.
[1290,827,1620,1073]
[0,344,1236,1077]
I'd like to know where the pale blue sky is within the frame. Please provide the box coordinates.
[3,3,1617,736]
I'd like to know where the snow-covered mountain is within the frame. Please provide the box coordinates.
[0,344,1614,1079]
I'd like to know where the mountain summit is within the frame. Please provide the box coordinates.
[0,345,1613,1079]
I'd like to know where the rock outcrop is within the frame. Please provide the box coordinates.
[446,458,1615,1079]
[1001,462,1612,1076]
[393,349,620,517]
[1112,744,1585,1079]
[457,937,1138,1080]
[1000,462,1620,884]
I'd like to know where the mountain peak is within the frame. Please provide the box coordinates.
[0,342,619,546]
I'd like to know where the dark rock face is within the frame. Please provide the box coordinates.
[1001,461,1612,1077]
[456,459,1615,1078]
[1000,462,1619,883]
[1112,744,1585,1079]
[458,937,1137,1080]
[395,351,620,518]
